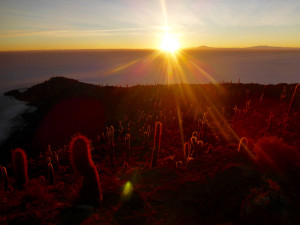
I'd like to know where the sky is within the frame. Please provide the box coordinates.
[1,0,300,51]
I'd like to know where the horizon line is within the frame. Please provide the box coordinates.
[1,45,300,52]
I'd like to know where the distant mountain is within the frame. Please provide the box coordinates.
[185,46,300,50]
[245,46,299,50]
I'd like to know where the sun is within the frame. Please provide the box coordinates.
[160,33,180,53]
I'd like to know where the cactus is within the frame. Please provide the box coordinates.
[69,135,103,206]
[190,136,197,156]
[40,175,45,185]
[288,83,299,115]
[238,137,248,152]
[12,148,29,189]
[183,142,190,161]
[197,140,203,155]
[233,105,238,121]
[143,131,149,151]
[125,134,131,161]
[52,152,60,171]
[150,122,162,168]
[108,126,115,168]
[48,162,55,185]
[1,166,9,191]
[267,112,274,131]
[207,145,213,154]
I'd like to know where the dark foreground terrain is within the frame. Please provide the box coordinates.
[1,77,299,225]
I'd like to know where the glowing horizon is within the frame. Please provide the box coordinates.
[1,0,300,51]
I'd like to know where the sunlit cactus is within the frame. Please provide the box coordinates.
[12,148,29,189]
[238,137,248,152]
[150,122,162,168]
[69,135,103,206]
[48,162,55,185]
[1,166,9,191]
[125,134,131,161]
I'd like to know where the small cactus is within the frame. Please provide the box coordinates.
[12,148,29,189]
[69,135,103,206]
[150,122,162,168]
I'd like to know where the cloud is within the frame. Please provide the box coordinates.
[0,28,153,38]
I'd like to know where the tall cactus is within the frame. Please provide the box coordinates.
[69,135,103,206]
[12,148,29,189]
[150,122,162,168]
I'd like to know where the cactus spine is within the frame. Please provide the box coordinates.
[70,135,103,206]
[150,122,162,168]
[12,148,28,189]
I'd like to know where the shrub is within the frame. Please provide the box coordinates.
[253,136,299,174]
